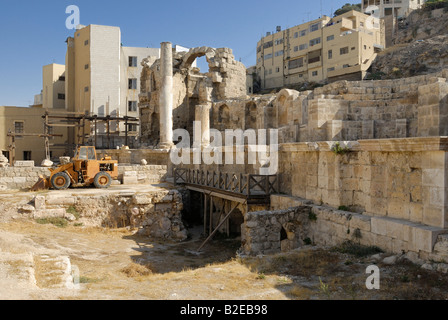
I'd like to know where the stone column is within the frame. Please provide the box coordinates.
[159,42,174,149]
[194,104,212,147]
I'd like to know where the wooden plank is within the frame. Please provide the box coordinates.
[197,201,243,252]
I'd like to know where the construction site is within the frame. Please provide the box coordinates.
[2,3,448,301]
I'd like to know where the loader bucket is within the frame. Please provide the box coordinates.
[31,175,50,192]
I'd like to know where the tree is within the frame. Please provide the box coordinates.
[334,3,362,17]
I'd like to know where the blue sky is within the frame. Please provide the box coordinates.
[0,0,352,107]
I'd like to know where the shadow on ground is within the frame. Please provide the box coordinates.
[123,225,242,274]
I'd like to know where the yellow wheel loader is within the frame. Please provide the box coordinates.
[31,146,118,191]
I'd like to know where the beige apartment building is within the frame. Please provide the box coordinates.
[256,10,385,90]
[65,24,160,149]
[0,63,70,164]
[0,106,68,165]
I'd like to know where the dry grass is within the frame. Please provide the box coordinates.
[120,262,153,278]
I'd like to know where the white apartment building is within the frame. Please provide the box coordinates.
[65,24,160,148]
[362,0,426,18]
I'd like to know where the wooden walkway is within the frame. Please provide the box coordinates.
[174,168,278,204]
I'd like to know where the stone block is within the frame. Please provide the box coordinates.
[133,194,152,205]
[349,213,371,232]
[46,196,76,206]
[123,176,138,185]
[14,161,34,168]
[409,224,446,253]
[34,196,46,210]
[371,216,388,236]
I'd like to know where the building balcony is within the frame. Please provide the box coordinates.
[340,18,354,31]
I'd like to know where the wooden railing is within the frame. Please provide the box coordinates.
[174,168,278,197]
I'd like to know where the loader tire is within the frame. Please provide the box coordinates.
[94,172,112,189]
[51,172,71,190]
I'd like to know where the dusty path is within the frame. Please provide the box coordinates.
[1,218,448,300]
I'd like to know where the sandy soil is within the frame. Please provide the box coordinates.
[1,217,448,301]
[0,185,448,301]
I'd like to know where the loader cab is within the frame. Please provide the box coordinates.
[74,146,97,161]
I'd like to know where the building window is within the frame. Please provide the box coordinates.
[275,39,283,46]
[340,47,349,55]
[128,101,138,112]
[310,23,320,32]
[343,64,350,68]
[327,35,335,41]
[294,32,299,38]
[84,86,89,92]
[312,70,318,76]
[128,78,137,90]
[263,41,273,49]
[14,121,24,134]
[257,46,262,53]
[300,30,307,37]
[327,67,335,72]
[351,47,356,51]
[23,151,32,161]
[84,40,89,46]
[129,56,138,67]
[264,53,273,60]
[269,69,272,75]
[299,43,308,51]
[58,76,65,81]
[84,64,89,70]
[309,37,321,47]
[58,93,65,100]
[328,50,333,59]
[276,67,280,73]
[288,58,304,69]
[127,124,138,132]
[294,46,299,52]
[275,50,284,57]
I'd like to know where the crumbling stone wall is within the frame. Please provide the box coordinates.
[26,189,187,241]
[139,46,247,146]
[208,70,448,143]
[241,196,448,267]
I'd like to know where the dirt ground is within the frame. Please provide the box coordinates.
[1,214,448,301]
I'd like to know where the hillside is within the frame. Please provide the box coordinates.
[370,8,448,79]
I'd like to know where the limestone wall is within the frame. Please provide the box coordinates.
[0,164,168,190]
[0,167,50,190]
[242,195,448,265]
[279,137,448,229]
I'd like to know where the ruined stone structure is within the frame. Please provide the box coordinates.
[139,44,247,147]
[212,70,448,143]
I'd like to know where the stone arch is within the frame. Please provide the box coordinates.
[245,101,257,130]
[275,89,299,127]
[179,46,216,70]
